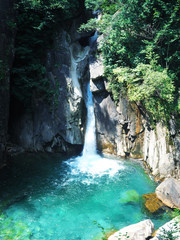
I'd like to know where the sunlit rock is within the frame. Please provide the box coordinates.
[143,123,175,179]
[89,57,104,80]
[151,216,180,240]
[108,219,154,240]
[142,193,164,213]
[155,178,180,209]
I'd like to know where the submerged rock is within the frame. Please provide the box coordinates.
[155,178,180,209]
[143,193,164,213]
[108,219,154,240]
[119,190,141,204]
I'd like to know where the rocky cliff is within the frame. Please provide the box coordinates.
[90,50,180,179]
[0,0,16,168]
[9,17,90,154]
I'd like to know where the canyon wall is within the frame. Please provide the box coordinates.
[9,18,90,154]
[0,2,179,181]
[0,0,16,168]
[91,55,180,179]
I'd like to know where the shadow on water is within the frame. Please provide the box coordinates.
[0,152,77,210]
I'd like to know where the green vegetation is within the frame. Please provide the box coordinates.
[12,0,84,108]
[0,213,31,239]
[170,209,180,219]
[82,0,180,126]
[158,216,180,240]
[119,190,141,204]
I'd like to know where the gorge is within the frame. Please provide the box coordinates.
[0,0,180,239]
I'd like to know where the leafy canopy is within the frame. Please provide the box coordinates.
[83,0,180,125]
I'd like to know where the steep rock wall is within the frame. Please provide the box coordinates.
[9,18,90,154]
[0,0,16,168]
[91,56,180,179]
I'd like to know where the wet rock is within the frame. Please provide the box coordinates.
[155,178,180,209]
[90,78,105,93]
[119,190,141,204]
[108,219,154,240]
[142,193,164,213]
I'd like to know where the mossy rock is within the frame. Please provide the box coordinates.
[119,190,141,204]
[143,193,164,213]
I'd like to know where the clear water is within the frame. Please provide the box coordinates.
[0,58,171,239]
[0,83,171,239]
[0,153,170,240]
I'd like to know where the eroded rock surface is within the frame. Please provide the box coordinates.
[9,18,90,154]
[108,219,154,240]
[155,178,180,209]
[143,193,164,213]
[151,216,180,240]
[91,35,180,179]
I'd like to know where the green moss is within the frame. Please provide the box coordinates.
[0,214,31,240]
[119,190,141,204]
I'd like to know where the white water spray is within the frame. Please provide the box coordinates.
[82,83,97,156]
[67,81,125,177]
[67,35,125,177]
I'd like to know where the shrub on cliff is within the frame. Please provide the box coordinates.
[83,0,180,126]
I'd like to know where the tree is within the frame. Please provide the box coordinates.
[83,0,180,125]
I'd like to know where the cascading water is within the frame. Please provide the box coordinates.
[0,35,170,240]
[67,59,126,177]
[67,31,125,177]
[82,83,97,156]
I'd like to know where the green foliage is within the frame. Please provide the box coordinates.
[170,209,180,219]
[0,213,31,239]
[12,0,83,108]
[83,0,180,125]
[110,64,175,123]
[158,217,180,240]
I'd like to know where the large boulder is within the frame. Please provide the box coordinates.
[108,219,154,240]
[155,178,180,209]
[151,216,180,240]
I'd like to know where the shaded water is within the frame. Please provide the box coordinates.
[0,153,170,239]
[0,83,171,239]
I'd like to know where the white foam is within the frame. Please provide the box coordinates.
[66,64,125,181]
[67,155,125,178]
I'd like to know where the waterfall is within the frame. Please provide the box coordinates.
[66,34,124,177]
[70,43,90,97]
[82,82,97,156]
[67,69,124,177]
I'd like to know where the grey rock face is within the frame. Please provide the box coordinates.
[92,36,180,178]
[156,178,180,209]
[0,0,16,168]
[143,123,175,178]
[108,219,154,240]
[89,56,104,80]
[10,18,90,154]
[93,73,144,157]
